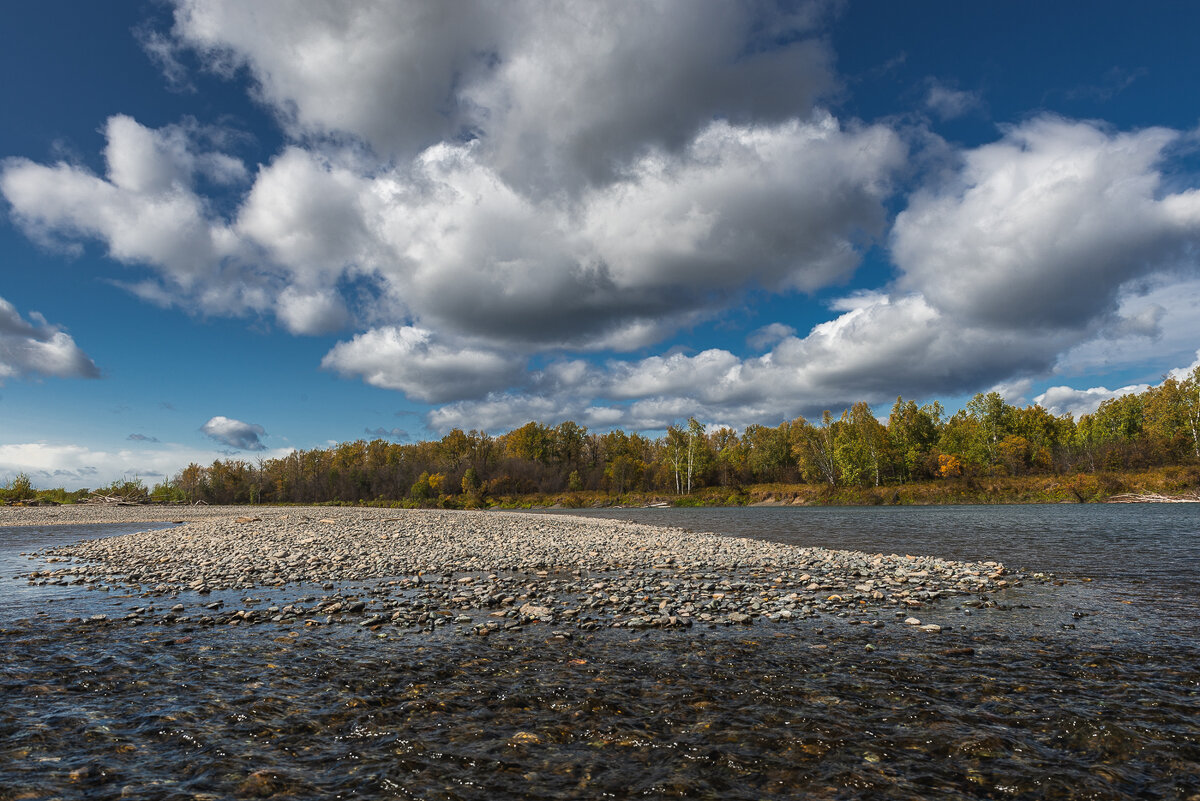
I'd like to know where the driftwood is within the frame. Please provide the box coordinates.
[1107,492,1200,503]
[84,490,151,505]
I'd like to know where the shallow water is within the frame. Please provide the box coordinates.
[2,508,1198,800]
[550,505,1200,648]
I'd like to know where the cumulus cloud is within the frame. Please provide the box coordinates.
[428,294,1074,433]
[168,0,833,184]
[1056,276,1200,377]
[747,323,796,350]
[6,5,1200,430]
[1034,384,1151,418]
[321,326,523,403]
[275,286,350,335]
[0,296,99,382]
[1168,349,1200,381]
[1,115,261,316]
[3,3,901,352]
[200,415,266,450]
[892,117,1200,331]
[375,116,904,346]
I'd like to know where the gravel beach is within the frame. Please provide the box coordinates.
[5,505,1028,634]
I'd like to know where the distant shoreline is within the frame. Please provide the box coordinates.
[5,472,1200,525]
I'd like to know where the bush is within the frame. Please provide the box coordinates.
[1,473,36,502]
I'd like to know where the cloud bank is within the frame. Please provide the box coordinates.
[0,441,293,491]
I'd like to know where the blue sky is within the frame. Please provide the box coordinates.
[3,1,1200,490]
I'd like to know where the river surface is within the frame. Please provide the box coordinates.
[1,505,1198,800]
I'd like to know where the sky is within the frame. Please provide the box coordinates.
[3,0,1200,491]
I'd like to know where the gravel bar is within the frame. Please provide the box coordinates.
[8,505,1033,635]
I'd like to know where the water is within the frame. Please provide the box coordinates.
[547,504,1200,647]
[0,522,177,621]
[1,507,1198,800]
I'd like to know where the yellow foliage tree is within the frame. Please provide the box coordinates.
[938,453,962,478]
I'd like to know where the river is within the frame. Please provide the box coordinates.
[1,505,1197,799]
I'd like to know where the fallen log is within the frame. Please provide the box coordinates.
[1107,492,1200,503]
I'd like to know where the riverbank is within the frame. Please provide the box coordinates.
[475,467,1200,509]
[7,506,1026,634]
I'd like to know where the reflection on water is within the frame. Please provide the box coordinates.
[1,510,1199,799]
[0,523,178,621]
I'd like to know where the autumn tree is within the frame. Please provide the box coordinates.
[743,422,794,483]
[709,426,745,486]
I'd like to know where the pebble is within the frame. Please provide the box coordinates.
[10,506,1035,636]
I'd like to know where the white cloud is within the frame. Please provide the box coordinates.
[892,117,1200,331]
[1167,349,1200,381]
[0,441,293,492]
[0,296,99,381]
[578,116,904,295]
[200,415,267,450]
[275,286,349,335]
[1034,384,1151,418]
[924,81,982,120]
[424,293,1076,433]
[320,326,523,403]
[1,116,255,314]
[168,0,833,185]
[235,147,376,284]
[1055,276,1200,377]
[747,322,796,350]
[3,114,902,354]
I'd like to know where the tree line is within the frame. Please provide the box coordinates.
[143,368,1200,505]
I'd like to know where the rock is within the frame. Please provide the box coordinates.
[519,603,553,620]
[25,506,1028,637]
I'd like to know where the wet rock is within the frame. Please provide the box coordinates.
[20,506,1033,637]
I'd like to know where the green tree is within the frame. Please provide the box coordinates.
[938,410,987,472]
[793,412,838,486]
[966,392,1015,469]
[605,454,639,494]
[504,422,554,464]
[834,402,888,486]
[410,471,435,501]
[710,426,745,486]
[684,417,712,493]
[553,421,588,470]
[664,425,687,494]
[1182,366,1200,459]
[887,397,941,482]
[743,422,792,483]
